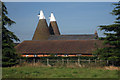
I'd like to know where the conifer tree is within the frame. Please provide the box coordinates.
[95,1,120,66]
[2,2,20,67]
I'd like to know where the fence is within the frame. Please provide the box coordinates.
[19,58,111,67]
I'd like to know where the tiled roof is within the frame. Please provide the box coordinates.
[32,19,50,40]
[48,34,97,40]
[49,21,60,35]
[15,40,103,55]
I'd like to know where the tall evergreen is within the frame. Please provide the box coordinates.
[95,1,120,66]
[2,2,20,67]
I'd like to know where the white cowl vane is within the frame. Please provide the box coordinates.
[50,12,56,22]
[38,10,45,20]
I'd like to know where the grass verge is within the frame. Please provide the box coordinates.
[2,66,119,78]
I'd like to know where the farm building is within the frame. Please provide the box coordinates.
[15,10,102,57]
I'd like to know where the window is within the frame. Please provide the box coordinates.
[64,54,68,57]
[34,55,37,57]
[26,55,28,57]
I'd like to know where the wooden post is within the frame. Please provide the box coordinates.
[78,58,80,64]
[47,59,49,66]
[107,60,109,66]
[37,59,39,63]
[89,59,90,64]
[95,59,96,64]
[67,59,69,64]
[32,58,35,66]
[33,58,35,63]
[57,59,59,63]
[62,59,64,65]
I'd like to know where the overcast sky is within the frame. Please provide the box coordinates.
[5,2,116,42]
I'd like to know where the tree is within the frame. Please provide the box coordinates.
[95,1,120,66]
[2,2,20,67]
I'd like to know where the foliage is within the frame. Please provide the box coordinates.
[2,2,20,67]
[95,1,120,66]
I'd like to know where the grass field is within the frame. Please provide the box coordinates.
[2,66,119,78]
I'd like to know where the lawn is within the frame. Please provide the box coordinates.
[2,66,119,78]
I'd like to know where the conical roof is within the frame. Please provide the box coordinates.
[49,12,60,35]
[32,10,50,40]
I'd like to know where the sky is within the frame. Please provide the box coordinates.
[2,0,119,2]
[5,2,116,42]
